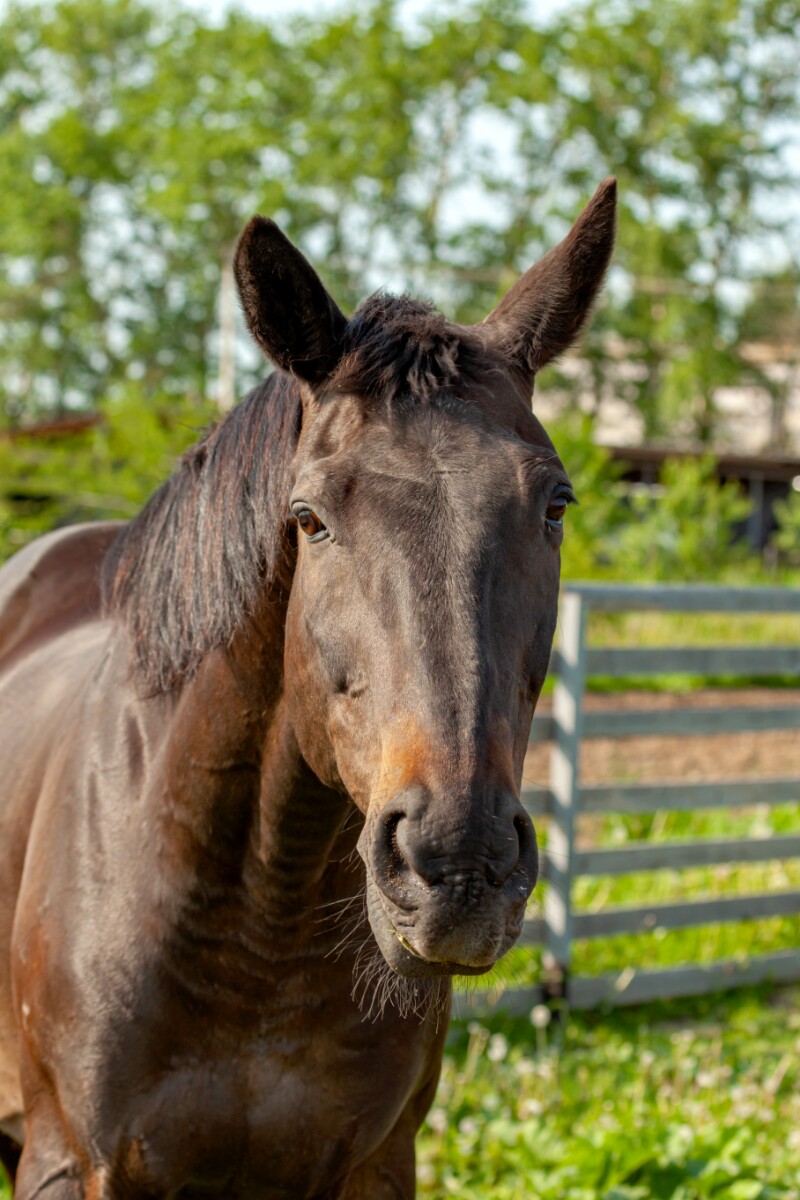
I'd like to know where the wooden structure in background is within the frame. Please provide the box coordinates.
[0,413,102,441]
[608,445,800,550]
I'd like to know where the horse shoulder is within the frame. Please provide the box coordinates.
[0,525,122,1140]
[0,522,122,671]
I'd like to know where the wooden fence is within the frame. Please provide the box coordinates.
[470,583,800,1014]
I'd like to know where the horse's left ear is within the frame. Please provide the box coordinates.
[480,178,617,382]
[234,217,348,385]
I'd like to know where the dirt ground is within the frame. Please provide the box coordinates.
[524,688,800,788]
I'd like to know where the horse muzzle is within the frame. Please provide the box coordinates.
[356,785,538,977]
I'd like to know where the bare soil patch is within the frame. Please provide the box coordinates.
[524,688,800,788]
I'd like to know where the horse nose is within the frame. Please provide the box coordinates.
[371,786,538,901]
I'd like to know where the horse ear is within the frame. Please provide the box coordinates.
[234,217,348,385]
[481,178,617,381]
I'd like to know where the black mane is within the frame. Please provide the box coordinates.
[103,294,495,693]
[102,372,302,693]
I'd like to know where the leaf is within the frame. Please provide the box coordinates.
[726,1183,766,1200]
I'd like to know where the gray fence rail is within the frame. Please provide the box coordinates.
[468,583,800,1015]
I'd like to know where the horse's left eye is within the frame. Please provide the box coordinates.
[295,509,328,542]
[545,489,575,530]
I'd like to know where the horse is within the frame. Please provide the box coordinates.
[0,179,616,1199]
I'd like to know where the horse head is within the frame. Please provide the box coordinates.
[233,181,616,979]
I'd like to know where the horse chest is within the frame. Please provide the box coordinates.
[13,756,444,1196]
[15,809,444,1198]
[92,1000,437,1198]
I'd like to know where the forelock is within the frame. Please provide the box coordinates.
[327,293,496,406]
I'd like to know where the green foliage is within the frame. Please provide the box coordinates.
[607,457,753,582]
[544,428,760,585]
[0,0,795,577]
[771,489,800,565]
[546,414,626,580]
[0,391,215,562]
[1,0,799,442]
[419,990,800,1197]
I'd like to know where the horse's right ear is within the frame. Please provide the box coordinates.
[234,217,348,386]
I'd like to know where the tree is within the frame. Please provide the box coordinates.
[0,0,798,448]
[738,270,800,450]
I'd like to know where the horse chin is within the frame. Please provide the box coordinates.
[363,875,497,980]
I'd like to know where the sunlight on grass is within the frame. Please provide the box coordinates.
[588,611,800,651]
[419,987,800,1198]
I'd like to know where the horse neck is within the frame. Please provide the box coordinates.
[250,693,358,912]
[159,589,356,925]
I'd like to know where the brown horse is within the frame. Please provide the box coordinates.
[0,180,615,1199]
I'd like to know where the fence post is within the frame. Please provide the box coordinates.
[544,589,588,1003]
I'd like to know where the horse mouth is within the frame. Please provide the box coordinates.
[393,929,492,977]
[363,874,515,979]
[395,931,423,958]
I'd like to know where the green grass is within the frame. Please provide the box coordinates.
[539,609,800,697]
[583,610,800,695]
[587,611,800,651]
[584,675,800,695]
[419,987,800,1198]
[442,677,800,1200]
[459,900,800,994]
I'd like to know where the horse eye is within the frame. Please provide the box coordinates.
[545,489,575,530]
[296,509,328,542]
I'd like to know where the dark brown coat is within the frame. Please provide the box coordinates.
[0,181,615,1199]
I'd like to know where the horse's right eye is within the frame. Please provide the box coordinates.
[296,509,328,542]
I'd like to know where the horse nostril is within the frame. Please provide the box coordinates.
[514,809,539,887]
[384,809,406,874]
[369,790,538,897]
[364,802,422,910]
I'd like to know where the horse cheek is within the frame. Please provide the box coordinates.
[283,618,341,792]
